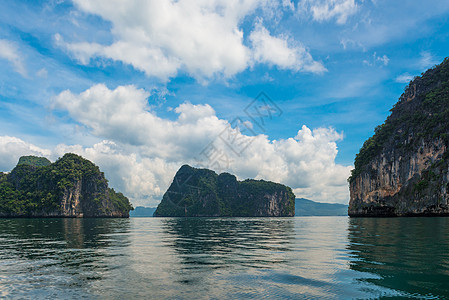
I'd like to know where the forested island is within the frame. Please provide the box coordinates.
[154,165,295,217]
[349,57,449,216]
[0,154,133,217]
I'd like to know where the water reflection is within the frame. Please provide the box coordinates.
[0,218,131,298]
[157,217,364,299]
[347,217,449,298]
[162,218,295,268]
[3,216,449,299]
[0,218,131,249]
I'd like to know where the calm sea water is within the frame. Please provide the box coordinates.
[1,217,449,299]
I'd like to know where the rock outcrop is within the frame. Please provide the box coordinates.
[349,57,449,216]
[154,165,295,217]
[0,153,133,217]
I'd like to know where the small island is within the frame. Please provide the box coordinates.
[154,165,295,217]
[349,57,449,217]
[0,154,133,218]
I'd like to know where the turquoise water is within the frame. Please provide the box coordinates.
[1,217,449,299]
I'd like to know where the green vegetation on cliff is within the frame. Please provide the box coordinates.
[0,153,133,217]
[17,156,51,167]
[348,57,449,217]
[349,57,449,183]
[154,165,295,217]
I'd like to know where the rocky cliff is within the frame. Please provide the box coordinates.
[349,57,449,216]
[154,165,295,217]
[0,153,133,217]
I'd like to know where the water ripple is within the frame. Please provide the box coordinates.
[1,217,449,298]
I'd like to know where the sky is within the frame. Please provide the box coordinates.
[0,0,448,206]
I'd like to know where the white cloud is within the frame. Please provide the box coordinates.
[0,39,27,77]
[299,0,358,24]
[49,84,351,205]
[363,52,389,67]
[0,136,51,171]
[340,38,366,51]
[376,54,389,66]
[51,84,226,159]
[419,51,438,69]
[56,0,325,81]
[59,0,258,81]
[250,23,327,73]
[282,0,295,11]
[395,73,414,83]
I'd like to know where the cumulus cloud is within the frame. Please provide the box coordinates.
[49,84,352,205]
[52,84,227,160]
[58,0,256,80]
[0,39,27,77]
[250,23,327,73]
[56,0,324,81]
[298,0,358,24]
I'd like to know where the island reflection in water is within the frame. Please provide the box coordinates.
[1,217,449,298]
[347,217,449,298]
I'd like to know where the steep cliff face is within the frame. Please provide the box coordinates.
[154,165,295,217]
[0,153,133,217]
[349,58,449,216]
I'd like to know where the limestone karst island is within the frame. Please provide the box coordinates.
[349,58,449,217]
[154,164,296,217]
[0,154,133,217]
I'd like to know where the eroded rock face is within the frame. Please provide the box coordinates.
[349,58,449,217]
[0,154,133,218]
[154,165,295,217]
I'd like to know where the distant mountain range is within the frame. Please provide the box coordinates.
[131,198,348,217]
[130,206,157,217]
[294,198,348,216]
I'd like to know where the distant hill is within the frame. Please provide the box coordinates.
[131,199,348,217]
[295,198,348,216]
[130,206,157,217]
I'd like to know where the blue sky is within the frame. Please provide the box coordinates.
[0,0,448,206]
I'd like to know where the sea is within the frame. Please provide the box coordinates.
[1,217,448,299]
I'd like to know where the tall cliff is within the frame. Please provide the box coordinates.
[0,154,133,217]
[349,57,449,216]
[154,165,295,217]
